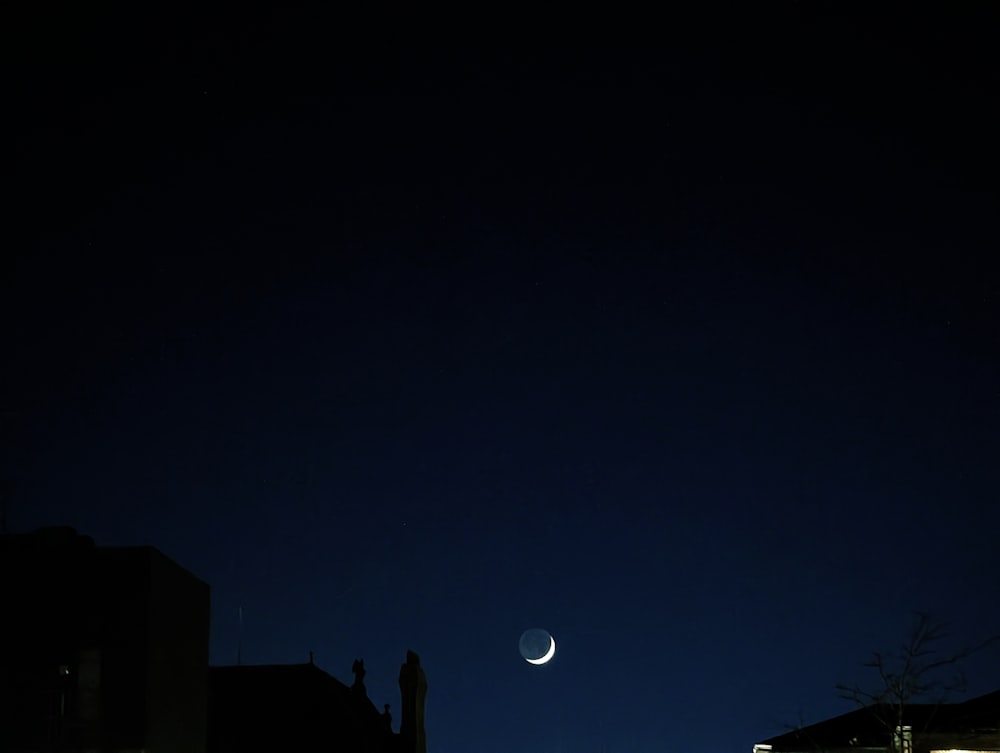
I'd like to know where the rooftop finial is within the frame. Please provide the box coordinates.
[352,658,367,694]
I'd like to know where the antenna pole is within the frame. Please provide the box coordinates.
[237,606,243,666]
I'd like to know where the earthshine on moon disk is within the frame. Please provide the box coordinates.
[519,628,556,665]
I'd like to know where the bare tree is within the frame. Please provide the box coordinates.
[836,612,999,753]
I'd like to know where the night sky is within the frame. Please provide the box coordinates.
[7,7,1000,753]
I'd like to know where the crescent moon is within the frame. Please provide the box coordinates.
[525,634,556,665]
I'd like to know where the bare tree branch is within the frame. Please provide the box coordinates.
[834,612,1000,753]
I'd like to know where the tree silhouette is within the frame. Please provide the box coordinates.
[836,612,999,753]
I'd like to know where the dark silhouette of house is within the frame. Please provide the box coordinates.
[2,526,429,753]
[207,656,404,753]
[0,526,211,753]
[754,690,1000,753]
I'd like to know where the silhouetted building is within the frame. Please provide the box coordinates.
[208,652,423,753]
[754,690,1000,753]
[2,526,427,753]
[0,526,210,753]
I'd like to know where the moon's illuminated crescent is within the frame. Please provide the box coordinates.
[525,634,556,665]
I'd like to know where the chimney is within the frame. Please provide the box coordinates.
[398,650,427,753]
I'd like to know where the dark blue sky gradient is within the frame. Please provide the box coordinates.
[7,9,1000,753]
